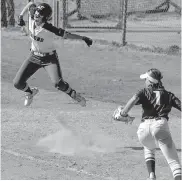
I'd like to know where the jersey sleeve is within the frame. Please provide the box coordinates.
[171,94,181,111]
[134,88,145,105]
[43,23,65,37]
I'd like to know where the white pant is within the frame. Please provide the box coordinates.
[137,118,181,178]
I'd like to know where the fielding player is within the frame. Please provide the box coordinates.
[14,1,92,107]
[113,68,181,180]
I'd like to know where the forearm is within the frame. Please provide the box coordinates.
[64,32,83,40]
[20,1,34,16]
[121,95,139,115]
[173,98,181,111]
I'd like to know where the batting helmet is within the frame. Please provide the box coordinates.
[140,68,163,84]
[36,3,52,21]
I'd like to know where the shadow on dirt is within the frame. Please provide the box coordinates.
[125,146,181,152]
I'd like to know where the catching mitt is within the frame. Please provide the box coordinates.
[113,106,135,124]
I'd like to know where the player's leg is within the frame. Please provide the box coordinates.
[44,53,86,106]
[144,147,156,180]
[152,118,181,180]
[13,55,41,106]
[137,120,157,180]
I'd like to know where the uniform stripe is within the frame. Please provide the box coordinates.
[22,83,29,91]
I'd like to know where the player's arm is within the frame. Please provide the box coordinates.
[172,95,181,111]
[112,94,139,124]
[20,1,34,16]
[113,89,143,123]
[43,23,93,47]
[120,95,140,116]
[18,1,34,26]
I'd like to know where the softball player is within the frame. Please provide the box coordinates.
[113,68,181,180]
[14,1,92,107]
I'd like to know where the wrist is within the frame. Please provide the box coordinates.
[120,111,128,117]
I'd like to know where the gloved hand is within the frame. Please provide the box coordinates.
[82,36,93,47]
[113,106,135,124]
[18,15,25,26]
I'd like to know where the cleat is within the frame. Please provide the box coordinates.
[24,87,39,106]
[147,173,156,180]
[71,91,86,107]
[147,177,156,180]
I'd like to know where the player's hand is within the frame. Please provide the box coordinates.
[18,15,25,26]
[82,36,93,47]
[113,106,135,124]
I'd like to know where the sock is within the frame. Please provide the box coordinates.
[144,148,156,178]
[169,161,181,180]
[22,84,32,94]
[25,87,33,94]
[174,175,181,180]
[67,89,76,98]
[146,160,156,177]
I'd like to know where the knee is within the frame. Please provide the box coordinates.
[13,78,23,90]
[13,78,20,89]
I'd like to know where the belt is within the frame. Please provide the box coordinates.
[31,50,56,57]
[141,117,167,122]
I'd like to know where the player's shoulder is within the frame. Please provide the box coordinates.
[160,88,175,96]
[135,87,147,98]
[164,89,176,99]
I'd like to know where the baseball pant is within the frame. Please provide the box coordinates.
[137,118,181,178]
[13,51,68,91]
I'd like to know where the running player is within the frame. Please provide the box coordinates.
[14,1,93,107]
[113,68,181,180]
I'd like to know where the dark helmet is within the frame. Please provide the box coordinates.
[36,3,52,21]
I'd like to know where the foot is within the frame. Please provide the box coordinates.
[24,87,39,106]
[147,173,156,180]
[71,91,86,107]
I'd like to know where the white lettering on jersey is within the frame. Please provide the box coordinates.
[28,17,56,53]
[153,91,161,105]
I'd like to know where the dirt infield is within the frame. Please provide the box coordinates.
[1,0,181,179]
[1,26,181,179]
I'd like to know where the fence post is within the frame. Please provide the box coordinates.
[62,0,67,29]
[121,0,128,46]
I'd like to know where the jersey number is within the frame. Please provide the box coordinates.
[153,91,161,105]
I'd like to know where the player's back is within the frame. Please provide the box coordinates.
[137,87,181,120]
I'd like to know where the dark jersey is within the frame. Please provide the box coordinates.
[135,87,181,120]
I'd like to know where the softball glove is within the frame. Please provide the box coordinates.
[113,106,135,124]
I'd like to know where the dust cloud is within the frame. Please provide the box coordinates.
[37,123,120,156]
